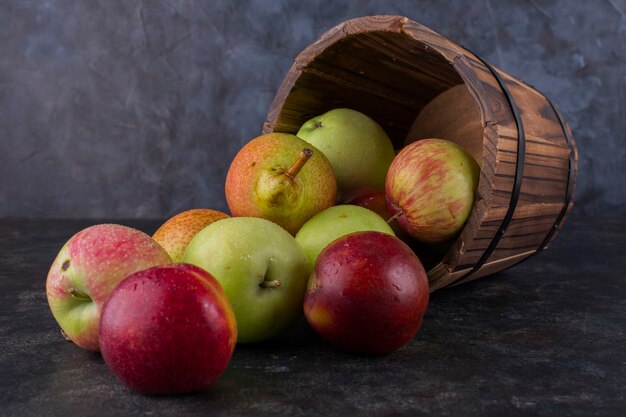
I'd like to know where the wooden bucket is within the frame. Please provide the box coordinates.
[263,16,578,290]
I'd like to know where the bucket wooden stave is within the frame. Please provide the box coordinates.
[263,15,578,290]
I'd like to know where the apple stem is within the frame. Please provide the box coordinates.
[285,149,313,179]
[69,288,91,301]
[60,329,72,341]
[260,279,281,288]
[387,211,403,224]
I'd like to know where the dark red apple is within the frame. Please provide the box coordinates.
[304,231,429,354]
[342,187,407,238]
[342,187,393,220]
[99,264,237,395]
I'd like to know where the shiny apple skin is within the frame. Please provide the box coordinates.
[343,188,409,238]
[99,264,236,395]
[304,231,429,354]
[342,188,394,221]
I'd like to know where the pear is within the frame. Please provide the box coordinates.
[225,133,337,235]
[297,108,396,195]
[153,209,229,262]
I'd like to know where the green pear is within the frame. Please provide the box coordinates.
[297,108,396,195]
[295,205,395,271]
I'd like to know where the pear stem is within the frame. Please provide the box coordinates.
[285,149,313,179]
[260,279,281,288]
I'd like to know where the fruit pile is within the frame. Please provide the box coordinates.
[46,108,480,395]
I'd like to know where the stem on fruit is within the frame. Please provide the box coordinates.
[260,279,281,288]
[60,328,72,341]
[285,149,313,179]
[387,211,403,224]
[69,288,91,302]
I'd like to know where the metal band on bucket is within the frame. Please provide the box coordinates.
[451,56,526,286]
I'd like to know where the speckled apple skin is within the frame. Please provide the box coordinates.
[225,133,337,235]
[45,224,172,351]
[304,231,429,355]
[386,139,480,244]
[99,264,237,395]
[153,209,229,262]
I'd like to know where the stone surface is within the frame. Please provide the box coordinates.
[0,1,624,218]
[0,217,624,416]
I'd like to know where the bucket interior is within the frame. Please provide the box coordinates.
[271,31,482,151]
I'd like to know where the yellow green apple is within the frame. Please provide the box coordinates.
[183,217,309,343]
[296,108,395,195]
[294,205,395,271]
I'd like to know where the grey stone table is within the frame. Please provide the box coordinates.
[1,217,624,417]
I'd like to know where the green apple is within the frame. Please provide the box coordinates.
[182,217,309,343]
[295,205,395,271]
[296,108,396,194]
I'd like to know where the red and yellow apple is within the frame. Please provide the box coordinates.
[153,208,229,262]
[386,139,480,244]
[304,231,429,354]
[45,224,172,351]
[99,264,236,395]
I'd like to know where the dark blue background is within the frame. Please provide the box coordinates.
[1,0,624,218]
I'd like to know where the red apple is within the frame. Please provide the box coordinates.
[304,231,429,354]
[46,224,172,351]
[386,138,480,244]
[343,187,405,237]
[342,187,394,220]
[99,264,237,395]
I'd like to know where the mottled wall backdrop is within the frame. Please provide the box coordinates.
[0,0,624,218]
